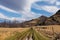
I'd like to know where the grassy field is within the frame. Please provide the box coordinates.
[0,25,60,40]
[0,28,29,40]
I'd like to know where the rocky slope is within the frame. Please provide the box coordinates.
[45,10,60,25]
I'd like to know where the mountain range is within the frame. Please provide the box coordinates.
[20,10,60,27]
[0,10,60,27]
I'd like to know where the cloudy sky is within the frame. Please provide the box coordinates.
[0,0,60,22]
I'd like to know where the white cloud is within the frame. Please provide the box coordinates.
[0,0,41,21]
[0,5,18,13]
[0,13,26,21]
[0,0,58,13]
[0,0,59,22]
[56,1,60,6]
[20,11,42,20]
[32,3,42,10]
[0,3,42,21]
[32,0,60,14]
[41,6,59,13]
[49,0,56,4]
[0,0,38,12]
[32,3,60,14]
[36,0,56,4]
[0,13,7,19]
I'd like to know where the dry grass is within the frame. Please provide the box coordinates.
[0,25,60,40]
[39,25,60,33]
[34,25,60,39]
[0,28,29,40]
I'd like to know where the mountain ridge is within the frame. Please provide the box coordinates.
[0,10,60,27]
[20,10,60,27]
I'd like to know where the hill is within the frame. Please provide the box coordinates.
[45,10,60,25]
[20,10,60,27]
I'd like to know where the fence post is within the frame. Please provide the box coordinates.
[52,26,54,36]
